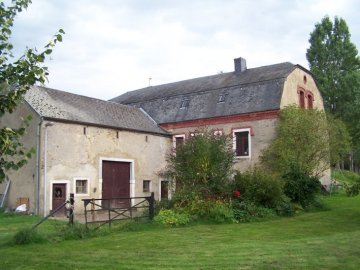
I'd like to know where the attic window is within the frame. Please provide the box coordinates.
[180,98,190,109]
[303,75,307,84]
[218,94,226,103]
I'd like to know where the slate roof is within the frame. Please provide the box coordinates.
[111,62,299,124]
[25,86,169,136]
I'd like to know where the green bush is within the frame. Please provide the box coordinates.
[344,182,360,197]
[233,168,283,208]
[205,200,235,223]
[232,200,276,222]
[14,228,45,245]
[275,195,295,216]
[154,209,190,226]
[177,196,235,223]
[154,199,175,215]
[162,129,234,198]
[282,163,321,208]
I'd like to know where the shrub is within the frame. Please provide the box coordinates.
[282,163,321,208]
[261,105,334,177]
[233,168,283,208]
[344,182,360,197]
[14,228,45,245]
[275,195,295,216]
[177,196,235,223]
[161,129,234,198]
[154,199,175,215]
[154,209,190,226]
[205,200,235,223]
[232,200,276,222]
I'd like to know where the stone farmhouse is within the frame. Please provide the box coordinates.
[0,57,330,216]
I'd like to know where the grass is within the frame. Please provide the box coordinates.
[332,169,360,184]
[0,194,360,269]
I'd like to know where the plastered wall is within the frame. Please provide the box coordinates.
[0,102,38,212]
[40,122,171,215]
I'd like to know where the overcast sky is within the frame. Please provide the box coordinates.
[10,0,360,100]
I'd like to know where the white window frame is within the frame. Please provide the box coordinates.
[232,128,251,159]
[172,134,186,148]
[73,177,90,196]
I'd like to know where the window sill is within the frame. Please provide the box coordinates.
[234,156,251,160]
[74,193,90,197]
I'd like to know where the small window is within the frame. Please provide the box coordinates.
[180,99,190,109]
[75,179,88,194]
[233,128,251,158]
[176,136,184,146]
[173,134,185,148]
[218,94,226,103]
[143,180,151,193]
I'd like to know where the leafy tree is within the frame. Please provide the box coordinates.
[261,106,350,177]
[162,129,234,199]
[306,16,360,116]
[327,114,351,167]
[0,0,64,182]
[306,16,360,171]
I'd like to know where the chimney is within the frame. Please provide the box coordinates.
[234,57,247,73]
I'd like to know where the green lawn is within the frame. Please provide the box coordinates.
[1,194,360,269]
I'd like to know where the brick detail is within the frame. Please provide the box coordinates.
[160,110,279,130]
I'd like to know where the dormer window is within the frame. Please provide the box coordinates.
[180,98,190,109]
[218,94,226,103]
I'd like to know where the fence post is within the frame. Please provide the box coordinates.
[149,192,154,220]
[83,199,88,230]
[69,193,74,226]
[108,199,111,228]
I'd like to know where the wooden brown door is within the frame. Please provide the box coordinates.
[52,184,66,216]
[102,161,130,208]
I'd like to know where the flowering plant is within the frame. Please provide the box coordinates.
[233,190,241,197]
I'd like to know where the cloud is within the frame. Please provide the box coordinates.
[9,0,360,100]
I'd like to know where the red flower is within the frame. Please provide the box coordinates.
[233,190,241,197]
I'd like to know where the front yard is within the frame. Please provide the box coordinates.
[1,194,360,269]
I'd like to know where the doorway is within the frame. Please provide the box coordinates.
[102,161,130,208]
[52,183,66,216]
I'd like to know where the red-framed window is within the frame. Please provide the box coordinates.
[299,89,305,108]
[307,92,314,109]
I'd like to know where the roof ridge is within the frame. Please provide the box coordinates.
[36,85,140,111]
[111,61,295,104]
